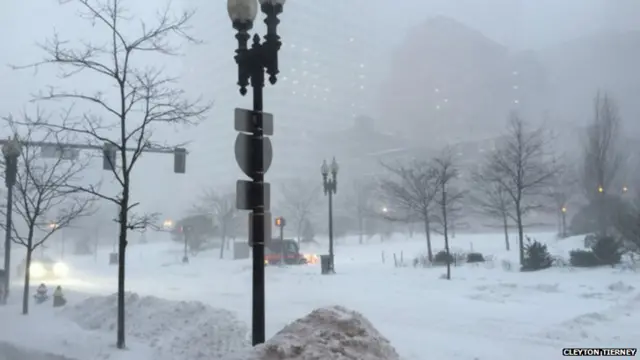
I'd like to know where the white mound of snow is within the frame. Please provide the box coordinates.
[224,305,400,360]
[61,292,250,360]
[0,341,76,360]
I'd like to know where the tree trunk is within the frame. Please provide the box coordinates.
[219,226,227,259]
[515,202,525,265]
[442,190,451,280]
[502,212,510,251]
[358,215,363,244]
[116,198,129,349]
[423,213,433,262]
[22,246,33,315]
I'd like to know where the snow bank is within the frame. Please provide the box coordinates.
[61,292,250,360]
[0,341,76,360]
[225,305,400,360]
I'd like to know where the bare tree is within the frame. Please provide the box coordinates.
[469,174,513,251]
[480,113,557,265]
[279,179,320,242]
[546,159,577,237]
[583,92,623,234]
[15,0,208,348]
[345,179,376,244]
[433,152,465,280]
[193,190,237,259]
[379,160,439,261]
[0,118,93,315]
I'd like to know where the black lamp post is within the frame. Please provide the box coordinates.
[2,136,21,301]
[227,0,285,346]
[321,157,339,273]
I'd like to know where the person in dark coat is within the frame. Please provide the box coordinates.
[53,286,66,307]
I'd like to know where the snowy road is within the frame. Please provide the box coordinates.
[43,232,640,360]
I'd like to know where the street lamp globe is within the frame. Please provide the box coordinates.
[227,0,258,27]
[330,157,339,175]
[320,159,329,176]
[1,137,22,158]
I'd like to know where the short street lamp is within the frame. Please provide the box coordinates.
[560,206,567,238]
[227,0,286,347]
[2,136,21,301]
[321,157,339,273]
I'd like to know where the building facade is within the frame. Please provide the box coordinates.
[181,0,386,183]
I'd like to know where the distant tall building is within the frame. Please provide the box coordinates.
[601,0,640,31]
[182,1,385,182]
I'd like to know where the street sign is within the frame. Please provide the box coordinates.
[236,180,271,210]
[234,108,274,136]
[248,211,272,246]
[40,145,79,160]
[234,133,273,177]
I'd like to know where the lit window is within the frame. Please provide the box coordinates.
[443,98,448,102]
[513,85,519,90]
[303,47,309,52]
[291,68,297,72]
[282,76,288,81]
[312,84,317,88]
[514,99,520,104]
[434,88,440,93]
[292,91,296,95]
[359,63,365,68]
[325,87,331,92]
[436,105,441,110]
[302,71,308,76]
[512,71,518,75]
[359,85,364,89]
[290,44,296,48]
[349,37,355,42]
[292,80,299,85]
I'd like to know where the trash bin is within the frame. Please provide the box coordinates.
[320,255,334,275]
[109,252,119,265]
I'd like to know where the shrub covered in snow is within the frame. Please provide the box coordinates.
[433,250,453,265]
[521,237,553,271]
[224,305,400,360]
[61,292,249,360]
[570,236,622,267]
[591,236,622,266]
[466,252,485,263]
[569,249,599,267]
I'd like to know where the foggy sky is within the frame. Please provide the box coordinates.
[0,0,637,219]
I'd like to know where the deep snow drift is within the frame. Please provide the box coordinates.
[0,342,75,360]
[224,306,400,360]
[61,293,249,359]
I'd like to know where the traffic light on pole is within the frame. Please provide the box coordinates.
[102,143,116,171]
[174,147,186,174]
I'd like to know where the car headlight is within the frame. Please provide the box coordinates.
[29,263,47,278]
[53,262,69,277]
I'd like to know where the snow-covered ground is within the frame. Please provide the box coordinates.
[1,231,638,360]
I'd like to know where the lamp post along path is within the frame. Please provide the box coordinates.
[228,0,285,346]
[2,137,22,301]
[321,157,339,274]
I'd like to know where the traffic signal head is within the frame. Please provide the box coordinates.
[174,147,186,174]
[102,143,116,171]
[275,216,286,227]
